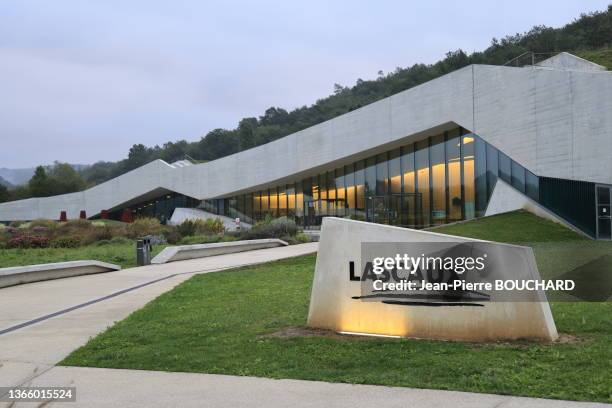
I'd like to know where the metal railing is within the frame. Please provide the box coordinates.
[503,51,558,67]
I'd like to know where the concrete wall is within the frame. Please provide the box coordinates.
[1,57,610,221]
[536,52,607,72]
[307,217,558,341]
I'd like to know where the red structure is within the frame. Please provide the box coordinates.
[120,209,133,223]
[59,211,67,222]
[100,210,109,219]
[79,210,87,219]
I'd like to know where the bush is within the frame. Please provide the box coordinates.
[31,226,50,234]
[127,217,163,238]
[93,239,112,246]
[82,226,114,244]
[295,232,311,243]
[7,235,50,249]
[29,219,57,229]
[51,236,82,248]
[63,219,91,229]
[9,221,24,228]
[161,228,182,245]
[242,216,298,239]
[177,218,225,237]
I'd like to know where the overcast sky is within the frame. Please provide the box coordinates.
[1,0,609,168]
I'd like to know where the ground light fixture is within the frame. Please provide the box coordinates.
[337,331,402,339]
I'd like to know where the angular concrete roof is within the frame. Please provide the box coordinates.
[1,54,610,221]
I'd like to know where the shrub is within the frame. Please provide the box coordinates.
[127,217,163,238]
[29,219,57,229]
[295,232,311,244]
[82,226,114,244]
[5,226,19,235]
[161,228,182,245]
[51,236,82,248]
[9,221,24,228]
[177,218,225,236]
[93,239,112,246]
[242,216,298,239]
[63,219,91,229]
[7,235,50,249]
[32,226,50,234]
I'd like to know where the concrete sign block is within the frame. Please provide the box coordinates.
[307,218,558,342]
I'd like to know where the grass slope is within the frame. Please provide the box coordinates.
[61,212,612,403]
[0,243,166,269]
[576,47,612,69]
[430,210,586,242]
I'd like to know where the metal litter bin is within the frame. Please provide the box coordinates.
[136,237,153,266]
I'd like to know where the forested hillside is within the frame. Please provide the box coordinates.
[3,5,611,202]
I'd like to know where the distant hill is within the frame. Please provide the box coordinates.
[0,175,13,188]
[0,164,90,187]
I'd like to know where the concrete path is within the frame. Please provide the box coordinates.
[0,241,607,407]
[3,366,608,407]
[0,243,317,384]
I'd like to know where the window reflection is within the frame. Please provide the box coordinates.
[416,140,430,227]
[446,131,462,221]
[211,127,541,231]
[430,134,446,225]
[462,135,475,220]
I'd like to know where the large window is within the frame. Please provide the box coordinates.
[389,149,401,195]
[335,168,346,217]
[401,144,416,227]
[206,127,548,232]
[415,139,430,227]
[430,134,446,225]
[376,153,389,196]
[462,134,475,220]
[446,131,462,221]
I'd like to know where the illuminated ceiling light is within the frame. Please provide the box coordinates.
[337,331,401,339]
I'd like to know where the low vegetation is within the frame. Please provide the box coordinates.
[0,243,166,269]
[61,211,612,402]
[0,215,310,268]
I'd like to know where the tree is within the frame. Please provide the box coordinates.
[29,166,52,197]
[124,144,152,171]
[160,140,189,163]
[238,118,258,151]
[48,162,86,195]
[0,184,9,203]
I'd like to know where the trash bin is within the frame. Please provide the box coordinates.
[136,237,153,266]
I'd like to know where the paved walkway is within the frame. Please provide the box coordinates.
[0,242,608,407]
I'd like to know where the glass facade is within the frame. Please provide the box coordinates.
[103,126,607,239]
[206,127,541,229]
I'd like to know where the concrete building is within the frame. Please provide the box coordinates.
[1,53,611,238]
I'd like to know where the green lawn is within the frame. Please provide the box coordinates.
[60,211,612,402]
[0,243,167,269]
[430,210,587,243]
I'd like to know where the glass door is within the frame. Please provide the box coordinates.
[596,186,611,240]
[303,200,317,229]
